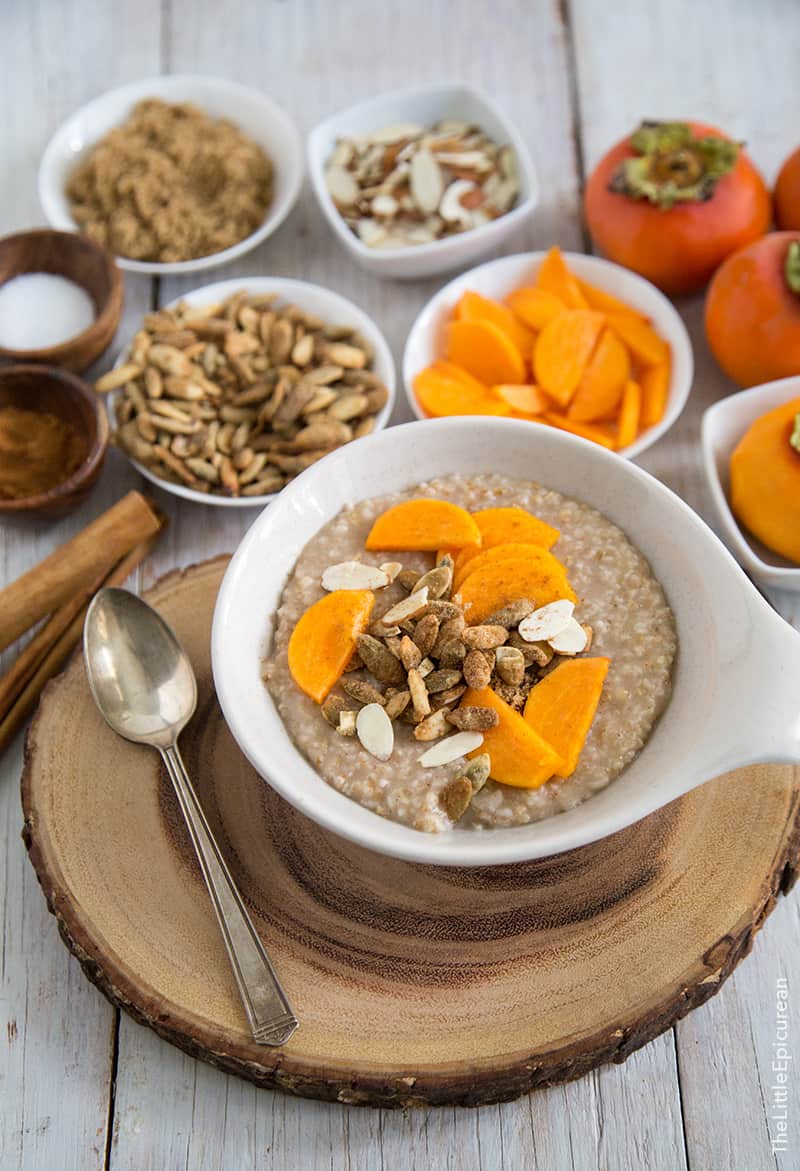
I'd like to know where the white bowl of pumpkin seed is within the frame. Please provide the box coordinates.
[100,277,397,507]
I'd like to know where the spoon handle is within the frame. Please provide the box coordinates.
[161,743,298,1046]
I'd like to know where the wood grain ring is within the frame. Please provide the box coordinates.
[21,557,800,1107]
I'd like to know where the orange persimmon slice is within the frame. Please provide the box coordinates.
[449,507,560,580]
[616,380,642,449]
[288,590,375,704]
[535,246,588,308]
[568,329,629,422]
[541,413,618,449]
[445,318,526,386]
[461,686,563,788]
[639,360,671,427]
[365,498,481,552]
[458,555,577,624]
[523,657,610,777]
[575,277,649,321]
[454,541,567,593]
[455,290,535,361]
[606,312,669,367]
[494,384,550,415]
[533,310,606,407]
[505,287,565,330]
[414,362,511,418]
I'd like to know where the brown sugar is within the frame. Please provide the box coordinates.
[66,99,274,264]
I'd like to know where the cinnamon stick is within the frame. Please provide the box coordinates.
[0,491,164,654]
[0,537,158,757]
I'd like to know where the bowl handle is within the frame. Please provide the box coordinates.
[708,594,800,774]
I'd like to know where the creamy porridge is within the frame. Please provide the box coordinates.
[263,474,676,832]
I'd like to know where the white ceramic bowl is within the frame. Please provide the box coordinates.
[702,377,800,591]
[307,83,538,280]
[212,417,800,867]
[39,75,304,276]
[403,251,694,460]
[108,277,396,508]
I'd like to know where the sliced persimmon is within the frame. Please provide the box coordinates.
[454,540,566,592]
[452,507,559,581]
[457,554,577,623]
[413,362,511,418]
[523,657,609,777]
[639,360,671,427]
[493,384,550,415]
[455,290,535,361]
[606,312,669,367]
[616,380,642,449]
[542,412,618,450]
[461,686,563,788]
[287,590,375,704]
[533,310,606,407]
[505,287,565,330]
[535,246,588,308]
[365,498,481,552]
[446,318,526,386]
[575,277,649,321]
[568,329,629,422]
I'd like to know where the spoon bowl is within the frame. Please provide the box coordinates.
[84,588,197,749]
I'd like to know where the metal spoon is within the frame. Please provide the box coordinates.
[83,587,298,1047]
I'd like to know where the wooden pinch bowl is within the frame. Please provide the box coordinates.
[0,364,109,518]
[0,229,123,372]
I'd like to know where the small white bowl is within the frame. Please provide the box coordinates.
[702,377,800,591]
[402,251,693,460]
[108,276,396,508]
[307,82,538,280]
[212,417,800,868]
[39,75,304,276]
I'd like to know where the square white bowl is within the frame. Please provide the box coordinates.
[702,377,800,591]
[402,251,693,460]
[307,82,538,280]
[38,75,304,276]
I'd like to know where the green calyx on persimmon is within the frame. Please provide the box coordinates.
[609,120,740,209]
[784,240,800,296]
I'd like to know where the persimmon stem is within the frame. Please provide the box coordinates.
[609,121,740,209]
[784,241,800,296]
[791,413,800,454]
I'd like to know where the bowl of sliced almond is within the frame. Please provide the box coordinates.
[308,83,538,280]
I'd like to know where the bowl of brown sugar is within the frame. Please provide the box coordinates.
[0,365,109,517]
[38,76,304,276]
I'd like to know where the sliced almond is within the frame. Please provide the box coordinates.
[439,179,476,225]
[326,165,359,206]
[356,703,394,760]
[518,600,575,643]
[368,122,423,144]
[410,148,444,213]
[381,587,429,626]
[548,616,589,655]
[418,731,484,768]
[321,561,389,591]
[337,710,357,737]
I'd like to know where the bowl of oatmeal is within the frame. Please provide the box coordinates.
[212,418,800,866]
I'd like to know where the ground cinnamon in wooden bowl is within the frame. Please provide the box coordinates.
[0,365,109,517]
[0,405,85,499]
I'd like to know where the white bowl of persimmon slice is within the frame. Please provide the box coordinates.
[402,248,693,459]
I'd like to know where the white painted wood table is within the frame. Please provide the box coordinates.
[2,1,800,1167]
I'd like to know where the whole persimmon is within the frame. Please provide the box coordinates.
[705,232,800,387]
[584,121,770,296]
[774,146,800,229]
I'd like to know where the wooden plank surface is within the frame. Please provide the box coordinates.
[1,0,799,1168]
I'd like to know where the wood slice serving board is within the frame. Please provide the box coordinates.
[22,557,800,1108]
